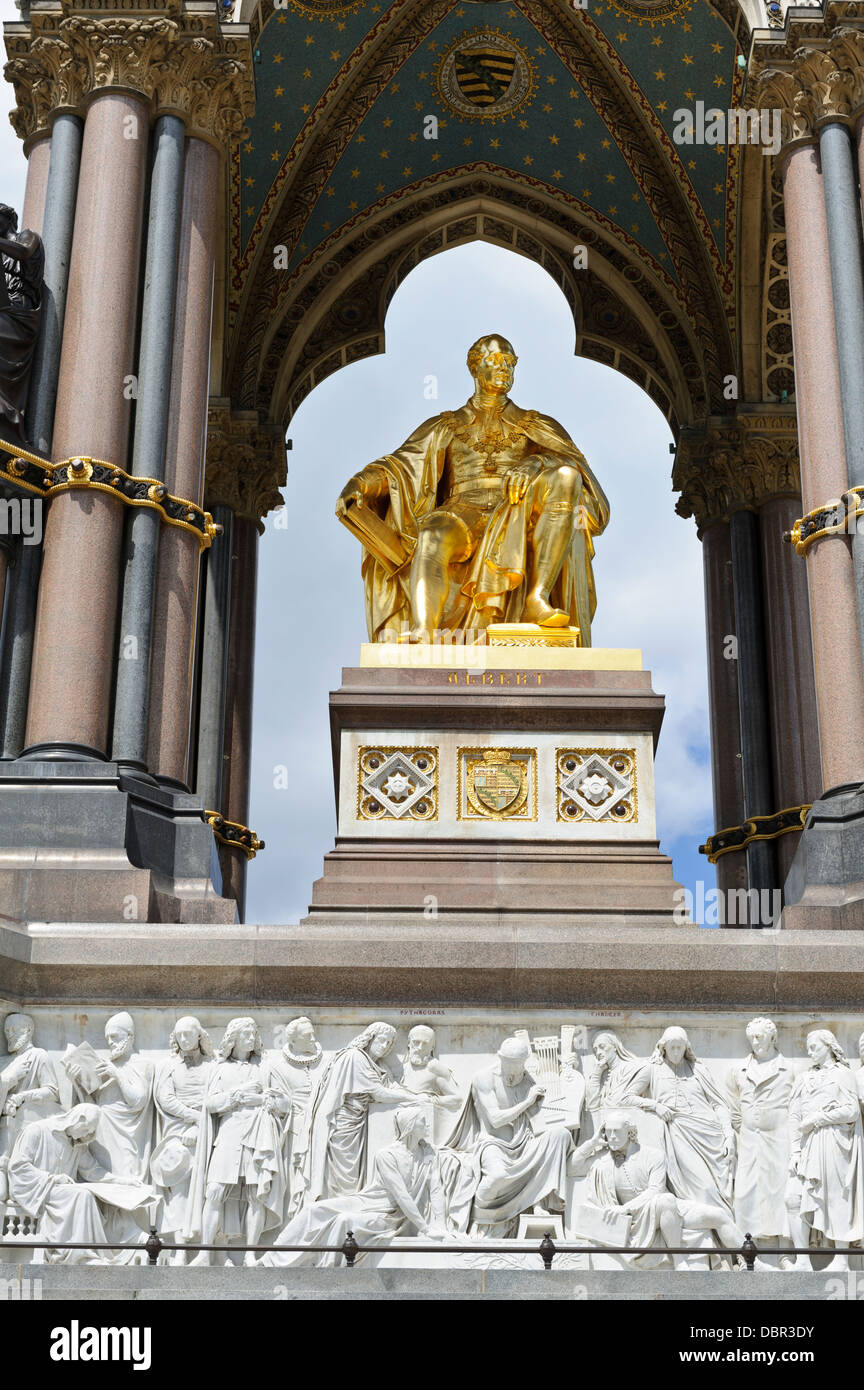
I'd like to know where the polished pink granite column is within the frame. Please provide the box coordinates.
[147,138,219,787]
[25,94,147,755]
[21,134,50,235]
[701,521,747,899]
[782,141,864,789]
[760,495,822,880]
[218,516,258,918]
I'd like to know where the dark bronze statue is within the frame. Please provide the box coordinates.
[0,203,44,444]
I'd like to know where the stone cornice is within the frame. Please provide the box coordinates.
[205,399,287,529]
[673,413,801,532]
[3,0,254,147]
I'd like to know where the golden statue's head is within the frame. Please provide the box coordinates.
[467,334,518,396]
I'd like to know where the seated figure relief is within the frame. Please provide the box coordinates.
[4,1012,864,1271]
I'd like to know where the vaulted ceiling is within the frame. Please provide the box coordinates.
[226,0,752,432]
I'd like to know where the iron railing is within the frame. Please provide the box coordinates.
[0,1231,852,1270]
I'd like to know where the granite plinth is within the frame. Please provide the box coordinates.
[783,784,864,927]
[0,762,236,924]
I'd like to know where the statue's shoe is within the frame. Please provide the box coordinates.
[522,597,571,628]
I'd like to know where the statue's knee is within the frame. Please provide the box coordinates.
[657,1193,678,1214]
[551,463,580,497]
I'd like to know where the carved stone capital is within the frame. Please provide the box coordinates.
[205,400,287,530]
[3,2,253,146]
[752,20,864,153]
[754,67,815,146]
[673,414,801,532]
[151,32,254,144]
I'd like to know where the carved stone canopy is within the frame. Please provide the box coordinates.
[205,399,287,530]
[673,413,801,532]
[3,0,255,147]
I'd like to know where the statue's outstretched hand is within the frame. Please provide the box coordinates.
[335,476,366,518]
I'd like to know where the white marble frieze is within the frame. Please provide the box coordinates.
[2,1006,864,1271]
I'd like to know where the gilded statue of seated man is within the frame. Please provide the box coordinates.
[335,334,610,643]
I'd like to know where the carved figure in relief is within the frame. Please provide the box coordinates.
[188,1017,287,1267]
[643,1027,735,1218]
[443,1035,575,1237]
[261,1106,464,1268]
[728,1018,793,1249]
[266,1016,329,1220]
[8,1104,148,1264]
[399,1025,461,1141]
[785,1029,864,1271]
[66,1012,154,1181]
[152,1017,214,1261]
[585,1031,651,1113]
[571,1110,751,1270]
[856,1032,864,1113]
[336,334,609,642]
[0,1012,60,1203]
[302,1022,417,1202]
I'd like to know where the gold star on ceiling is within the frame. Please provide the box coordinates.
[330,50,341,62]
[270,150,279,161]
[246,204,254,215]
[553,169,563,180]
[601,138,611,148]
[273,121,281,132]
[349,200,358,211]
[245,175,254,187]
[713,75,725,87]
[654,69,665,81]
[383,116,393,127]
[275,86,283,96]
[712,41,724,53]
[351,168,359,178]
[524,154,533,165]
[322,219,331,230]
[549,133,559,144]
[304,34,314,46]
[682,54,693,65]
[380,149,389,158]
[376,181,385,192]
[274,53,283,64]
[403,166,412,177]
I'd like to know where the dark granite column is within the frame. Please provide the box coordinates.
[195,504,233,811]
[0,116,83,758]
[147,138,220,789]
[729,508,778,919]
[759,495,822,881]
[700,521,747,900]
[217,517,259,919]
[24,92,147,759]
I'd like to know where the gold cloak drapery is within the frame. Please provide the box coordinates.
[357,398,610,643]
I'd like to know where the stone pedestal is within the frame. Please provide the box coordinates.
[0,762,236,924]
[305,645,688,928]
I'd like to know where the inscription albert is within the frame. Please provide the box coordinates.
[446,671,544,685]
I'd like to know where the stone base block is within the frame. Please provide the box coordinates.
[0,762,236,924]
[306,837,685,924]
[783,783,864,927]
[0,1261,839,1301]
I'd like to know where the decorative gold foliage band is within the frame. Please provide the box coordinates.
[0,439,219,549]
[205,812,265,860]
[699,805,811,863]
[784,488,864,555]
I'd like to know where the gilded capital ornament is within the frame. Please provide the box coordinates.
[674,416,801,532]
[793,45,857,123]
[754,68,814,148]
[205,401,287,529]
